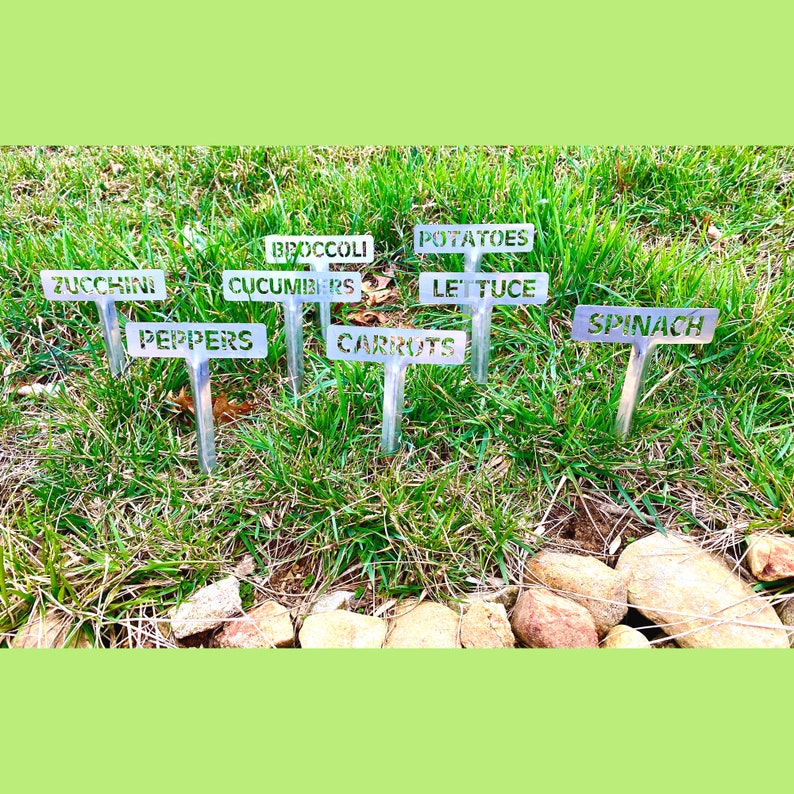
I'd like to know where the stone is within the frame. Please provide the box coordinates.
[510,588,599,648]
[458,586,520,613]
[777,599,794,647]
[170,576,242,639]
[460,601,515,648]
[12,608,91,648]
[215,600,294,648]
[384,600,461,648]
[524,551,628,636]
[745,533,794,581]
[601,625,651,648]
[309,590,355,615]
[299,611,386,648]
[616,532,788,648]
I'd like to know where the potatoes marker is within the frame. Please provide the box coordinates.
[223,270,362,395]
[326,325,466,453]
[571,306,719,438]
[419,271,549,383]
[265,234,375,341]
[40,269,167,376]
[125,322,268,474]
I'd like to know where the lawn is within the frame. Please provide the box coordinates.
[1,146,792,647]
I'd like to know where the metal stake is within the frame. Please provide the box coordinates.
[615,338,656,439]
[460,246,483,319]
[381,359,407,454]
[470,303,493,384]
[186,354,217,474]
[95,297,125,376]
[283,296,305,396]
[310,260,331,342]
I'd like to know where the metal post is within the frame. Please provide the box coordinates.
[460,246,483,319]
[381,359,407,454]
[186,354,217,474]
[310,260,331,342]
[95,297,125,376]
[283,296,304,396]
[615,338,656,439]
[470,303,493,384]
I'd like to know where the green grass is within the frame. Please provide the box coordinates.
[1,146,792,646]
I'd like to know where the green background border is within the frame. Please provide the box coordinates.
[2,2,793,788]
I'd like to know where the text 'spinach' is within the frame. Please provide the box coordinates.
[571,305,719,437]
[40,269,166,376]
[126,322,268,473]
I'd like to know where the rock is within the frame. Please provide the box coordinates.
[601,625,651,648]
[12,608,90,648]
[777,599,794,647]
[510,588,599,648]
[459,586,520,613]
[460,601,515,648]
[616,532,788,648]
[746,533,794,581]
[170,576,242,639]
[215,600,294,648]
[309,591,355,615]
[384,600,461,648]
[299,611,386,648]
[525,551,628,635]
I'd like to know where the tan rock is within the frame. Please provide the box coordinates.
[746,533,794,581]
[458,586,520,613]
[601,625,651,648]
[460,601,515,648]
[616,532,788,648]
[510,588,599,648]
[385,600,461,648]
[12,608,90,648]
[215,600,294,648]
[309,591,355,615]
[299,611,386,648]
[170,576,242,639]
[777,599,794,647]
[525,551,628,636]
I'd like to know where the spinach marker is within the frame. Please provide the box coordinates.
[40,269,166,376]
[571,306,719,438]
[125,322,268,473]
[223,270,362,395]
[419,272,548,383]
[265,234,374,341]
[326,325,466,453]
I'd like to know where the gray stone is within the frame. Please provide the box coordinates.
[511,588,599,648]
[460,601,515,648]
[170,576,242,639]
[616,532,788,648]
[601,625,651,648]
[525,551,628,636]
[299,611,386,648]
[458,586,520,613]
[385,600,461,648]
[309,590,355,615]
[215,600,294,648]
[746,533,794,581]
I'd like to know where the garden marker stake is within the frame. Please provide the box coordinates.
[223,270,362,395]
[419,271,549,384]
[413,224,535,379]
[326,325,466,453]
[40,269,167,376]
[125,322,268,473]
[265,234,374,341]
[571,305,719,439]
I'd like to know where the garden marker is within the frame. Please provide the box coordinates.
[40,269,167,376]
[571,305,719,438]
[223,270,362,395]
[125,322,268,473]
[326,325,466,453]
[418,271,548,384]
[265,234,374,341]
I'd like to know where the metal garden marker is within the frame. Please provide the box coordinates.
[414,224,535,319]
[223,270,362,395]
[40,269,166,376]
[419,272,549,384]
[125,322,268,473]
[326,325,466,453]
[571,305,719,438]
[265,234,374,340]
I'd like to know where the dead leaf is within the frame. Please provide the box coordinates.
[362,272,398,307]
[16,382,63,397]
[348,310,389,326]
[691,215,724,253]
[168,388,255,424]
[108,161,125,176]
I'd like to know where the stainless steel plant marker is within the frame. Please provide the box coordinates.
[265,234,374,340]
[571,305,719,438]
[419,272,549,383]
[40,269,167,376]
[326,325,466,453]
[125,322,268,473]
[223,270,362,395]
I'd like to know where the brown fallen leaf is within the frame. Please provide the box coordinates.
[362,272,399,307]
[169,388,256,424]
[691,214,724,252]
[348,310,389,326]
